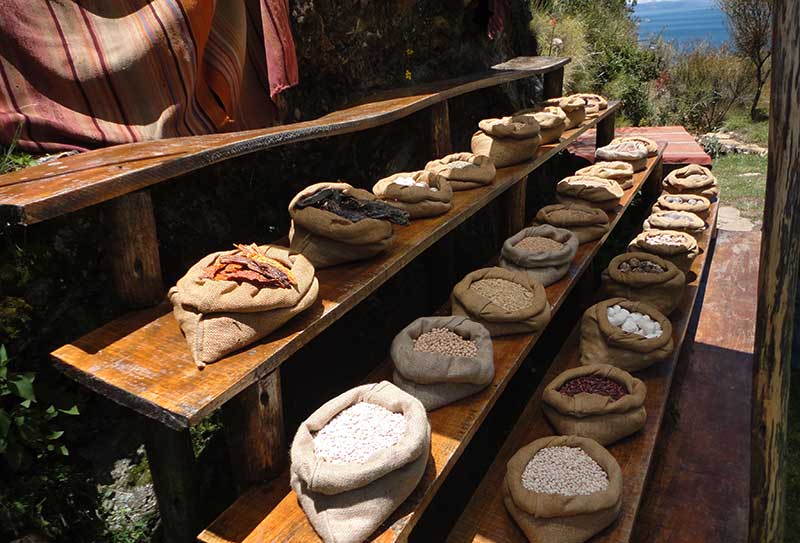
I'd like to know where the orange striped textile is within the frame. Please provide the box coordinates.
[0,0,298,152]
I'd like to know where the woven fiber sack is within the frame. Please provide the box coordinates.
[471,130,542,168]
[628,230,700,274]
[424,152,496,191]
[391,316,494,410]
[556,175,624,211]
[576,161,634,189]
[653,193,711,218]
[663,164,720,199]
[542,364,647,445]
[289,182,403,268]
[580,298,674,372]
[500,225,579,286]
[290,381,430,543]
[542,97,586,129]
[595,141,648,172]
[503,435,622,543]
[569,93,609,115]
[534,203,610,244]
[610,135,658,157]
[451,267,552,336]
[372,170,453,219]
[601,253,686,315]
[513,108,567,144]
[169,245,319,368]
[643,210,706,235]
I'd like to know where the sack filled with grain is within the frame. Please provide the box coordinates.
[663,164,720,199]
[503,435,622,543]
[569,93,609,116]
[653,193,712,218]
[391,316,494,410]
[169,244,319,368]
[533,203,610,244]
[628,230,700,274]
[372,170,453,219]
[542,96,586,129]
[516,107,567,144]
[579,298,674,372]
[451,267,552,336]
[542,364,647,445]
[556,175,624,211]
[289,182,410,268]
[610,135,658,157]
[595,141,648,172]
[643,210,706,235]
[576,161,634,189]
[600,253,686,315]
[290,381,430,543]
[500,225,579,286]
[471,115,542,167]
[424,152,496,191]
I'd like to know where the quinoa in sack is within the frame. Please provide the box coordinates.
[372,170,453,219]
[471,115,542,167]
[628,229,700,273]
[600,253,686,315]
[424,152,496,191]
[500,225,579,286]
[533,203,610,244]
[663,164,720,199]
[556,175,624,211]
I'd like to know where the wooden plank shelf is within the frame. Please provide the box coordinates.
[50,102,621,431]
[0,57,569,226]
[197,150,665,543]
[446,195,719,543]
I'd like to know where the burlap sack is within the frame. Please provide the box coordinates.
[289,182,399,268]
[542,364,647,445]
[479,115,540,139]
[556,175,624,211]
[643,210,706,235]
[391,316,494,410]
[595,141,648,172]
[533,203,610,244]
[576,161,634,189]
[663,164,720,199]
[471,130,542,168]
[600,253,686,315]
[424,152,496,191]
[500,225,579,286]
[290,381,430,543]
[580,298,674,372]
[542,97,586,129]
[610,135,658,157]
[451,267,552,336]
[169,245,319,368]
[503,435,622,543]
[372,170,453,219]
[653,193,711,218]
[514,108,566,144]
[628,230,700,274]
[569,93,609,115]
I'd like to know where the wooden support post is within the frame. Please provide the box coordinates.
[596,110,616,149]
[542,67,564,99]
[222,369,286,491]
[643,157,663,206]
[106,191,164,307]
[430,100,452,158]
[429,99,455,305]
[750,1,800,541]
[502,175,528,237]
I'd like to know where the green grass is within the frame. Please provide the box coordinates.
[723,109,770,147]
[712,153,767,220]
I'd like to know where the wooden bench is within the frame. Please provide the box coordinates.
[197,150,666,543]
[446,176,719,543]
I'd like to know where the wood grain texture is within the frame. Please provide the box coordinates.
[0,57,569,226]
[50,104,622,431]
[447,198,719,543]
[750,1,800,541]
[431,101,453,158]
[196,152,665,543]
[542,67,564,99]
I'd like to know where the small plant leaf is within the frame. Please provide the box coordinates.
[59,405,79,416]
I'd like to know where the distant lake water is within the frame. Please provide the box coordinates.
[635,0,730,47]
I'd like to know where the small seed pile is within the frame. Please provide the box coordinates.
[470,278,534,312]
[413,327,478,357]
[618,257,665,274]
[559,375,628,401]
[313,402,406,464]
[514,236,564,253]
[607,304,663,338]
[521,446,609,496]
[648,233,688,247]
[665,195,701,205]
[393,176,438,192]
[448,160,478,169]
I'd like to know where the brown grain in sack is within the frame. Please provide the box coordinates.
[503,435,622,543]
[500,225,579,286]
[600,253,686,315]
[471,115,542,167]
[424,152,496,191]
[643,210,706,235]
[372,170,453,219]
[556,175,624,211]
[534,203,610,243]
[569,93,609,115]
[576,161,634,189]
[289,182,400,268]
[543,364,647,445]
[628,230,700,274]
[515,107,567,144]
[169,245,319,368]
[290,381,430,543]
[542,96,586,129]
[653,193,712,218]
[595,141,648,172]
[663,164,720,199]
[391,316,494,410]
[610,135,658,157]
[451,267,552,336]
